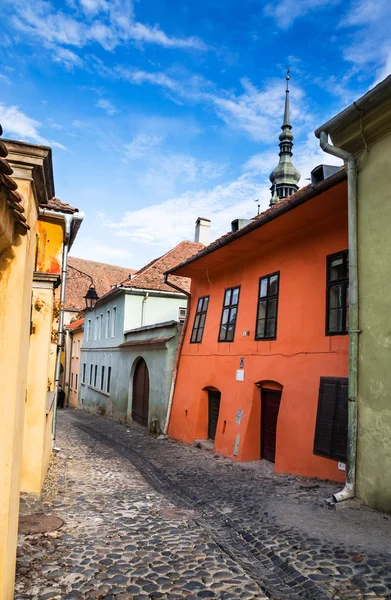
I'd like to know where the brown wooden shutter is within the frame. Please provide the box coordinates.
[332,380,348,461]
[313,377,348,462]
[314,378,338,458]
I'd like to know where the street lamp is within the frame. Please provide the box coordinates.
[84,284,99,310]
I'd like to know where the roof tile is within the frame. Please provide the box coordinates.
[66,257,136,311]
[121,241,204,294]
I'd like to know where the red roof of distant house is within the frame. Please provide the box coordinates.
[65,257,136,311]
[46,197,79,214]
[66,318,84,331]
[121,241,204,294]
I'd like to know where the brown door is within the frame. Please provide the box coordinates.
[208,390,221,440]
[132,358,149,426]
[261,388,281,462]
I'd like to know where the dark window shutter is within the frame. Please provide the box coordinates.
[332,380,348,461]
[314,378,338,458]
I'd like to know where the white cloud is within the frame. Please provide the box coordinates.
[125,132,163,159]
[108,172,267,250]
[339,0,391,84]
[117,68,309,142]
[52,46,83,69]
[95,98,118,115]
[7,0,207,55]
[264,0,341,29]
[69,237,134,265]
[0,103,48,143]
[0,103,67,150]
[0,74,11,85]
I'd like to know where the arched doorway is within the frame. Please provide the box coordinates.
[132,358,149,427]
[207,389,221,440]
[260,388,281,462]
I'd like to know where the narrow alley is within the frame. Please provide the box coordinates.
[15,412,391,600]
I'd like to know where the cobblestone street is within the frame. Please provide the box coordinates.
[16,411,391,600]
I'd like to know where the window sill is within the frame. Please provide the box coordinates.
[87,384,110,397]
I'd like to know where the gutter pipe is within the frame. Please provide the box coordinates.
[317,131,359,503]
[39,208,84,449]
[141,292,149,326]
[163,274,191,435]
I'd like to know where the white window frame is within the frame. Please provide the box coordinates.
[87,319,92,341]
[106,309,110,338]
[178,306,187,323]
[94,316,99,341]
[111,306,116,338]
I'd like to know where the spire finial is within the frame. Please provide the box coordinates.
[268,68,301,204]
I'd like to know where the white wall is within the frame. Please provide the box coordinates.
[124,293,188,331]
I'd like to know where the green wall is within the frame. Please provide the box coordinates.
[356,133,391,512]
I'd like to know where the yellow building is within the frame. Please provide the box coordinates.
[0,134,82,600]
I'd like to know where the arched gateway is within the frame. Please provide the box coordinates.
[132,358,149,427]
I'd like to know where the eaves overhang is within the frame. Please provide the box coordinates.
[166,168,347,277]
[314,75,391,153]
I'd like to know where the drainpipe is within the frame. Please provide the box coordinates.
[141,292,149,326]
[317,131,359,502]
[163,274,190,435]
[39,209,84,449]
[66,328,73,407]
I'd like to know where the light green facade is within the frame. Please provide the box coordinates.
[328,80,391,512]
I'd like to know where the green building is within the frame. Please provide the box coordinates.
[316,75,391,512]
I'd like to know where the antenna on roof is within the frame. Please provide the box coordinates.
[254,198,260,216]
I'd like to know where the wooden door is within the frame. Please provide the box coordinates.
[261,388,281,462]
[208,390,221,440]
[132,358,149,427]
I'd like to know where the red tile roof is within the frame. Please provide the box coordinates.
[166,170,346,276]
[65,257,136,311]
[66,317,84,330]
[0,126,29,234]
[46,197,79,214]
[121,241,204,294]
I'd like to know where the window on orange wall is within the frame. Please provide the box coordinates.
[75,373,78,390]
[218,287,240,342]
[71,372,74,389]
[190,296,209,343]
[326,250,349,335]
[255,272,280,340]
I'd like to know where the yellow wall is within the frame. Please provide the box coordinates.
[0,179,38,600]
[21,284,56,494]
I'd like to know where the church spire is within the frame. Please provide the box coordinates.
[269,69,301,207]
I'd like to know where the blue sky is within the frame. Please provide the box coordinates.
[1,0,390,268]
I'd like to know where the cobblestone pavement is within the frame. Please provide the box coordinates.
[15,413,267,600]
[16,411,391,600]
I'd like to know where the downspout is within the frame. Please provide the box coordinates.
[163,274,190,435]
[66,328,73,407]
[318,131,359,502]
[39,209,84,449]
[141,292,149,326]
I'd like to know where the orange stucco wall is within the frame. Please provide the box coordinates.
[169,181,348,482]
[36,219,64,275]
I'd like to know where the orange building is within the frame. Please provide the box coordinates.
[166,168,349,482]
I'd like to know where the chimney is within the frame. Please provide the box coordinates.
[231,218,252,233]
[311,164,341,187]
[194,217,211,245]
